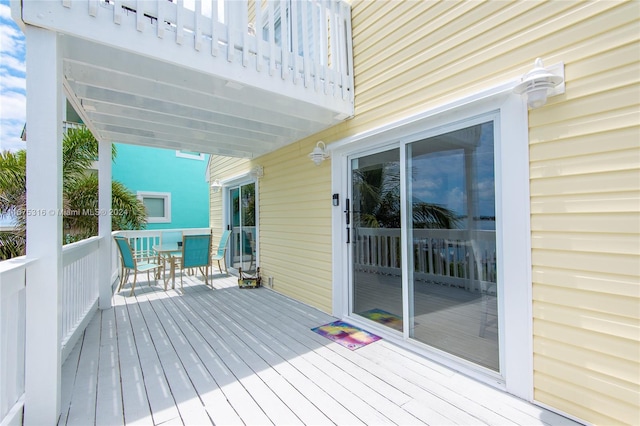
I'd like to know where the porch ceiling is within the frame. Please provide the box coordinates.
[61,35,344,158]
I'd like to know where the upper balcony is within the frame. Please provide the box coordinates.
[12,0,354,158]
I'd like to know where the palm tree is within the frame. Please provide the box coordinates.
[0,127,147,259]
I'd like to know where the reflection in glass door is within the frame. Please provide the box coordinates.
[407,121,499,371]
[347,120,500,373]
[351,149,404,332]
[229,183,256,273]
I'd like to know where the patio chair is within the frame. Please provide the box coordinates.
[211,230,232,274]
[114,236,163,296]
[175,233,213,290]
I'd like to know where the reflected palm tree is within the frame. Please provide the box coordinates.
[353,166,458,229]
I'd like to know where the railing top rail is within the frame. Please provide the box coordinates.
[0,255,36,275]
[62,236,102,267]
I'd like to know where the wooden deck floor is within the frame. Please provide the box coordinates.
[59,272,580,425]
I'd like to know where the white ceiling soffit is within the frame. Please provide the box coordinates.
[61,36,345,158]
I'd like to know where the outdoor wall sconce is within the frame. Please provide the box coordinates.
[309,141,329,166]
[513,58,565,109]
[250,165,264,179]
[211,179,222,192]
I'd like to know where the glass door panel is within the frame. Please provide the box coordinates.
[407,122,499,371]
[351,148,404,332]
[229,183,256,273]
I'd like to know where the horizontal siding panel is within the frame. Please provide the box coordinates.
[531,232,639,256]
[532,248,639,277]
[532,84,639,128]
[529,127,640,161]
[534,319,638,363]
[530,191,640,215]
[530,148,639,179]
[529,106,638,144]
[530,212,640,234]
[530,169,640,196]
[533,302,639,342]
[536,357,639,408]
[533,282,639,321]
[531,266,639,297]
[534,337,639,392]
[534,373,636,426]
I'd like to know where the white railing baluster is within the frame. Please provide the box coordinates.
[156,0,165,38]
[176,0,184,45]
[136,0,145,31]
[242,0,250,67]
[311,0,320,91]
[267,0,275,74]
[211,0,219,56]
[301,0,310,87]
[338,0,347,100]
[291,0,299,84]
[113,0,122,24]
[255,0,263,72]
[194,0,203,51]
[89,0,98,17]
[321,0,329,95]
[280,0,289,80]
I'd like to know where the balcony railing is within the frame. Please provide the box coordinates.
[354,228,497,293]
[0,228,215,425]
[23,0,353,107]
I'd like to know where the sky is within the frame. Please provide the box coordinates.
[0,0,26,153]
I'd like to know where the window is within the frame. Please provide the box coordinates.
[137,191,171,223]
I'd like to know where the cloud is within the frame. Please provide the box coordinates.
[0,1,26,152]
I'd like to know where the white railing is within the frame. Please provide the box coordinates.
[65,0,353,103]
[112,228,213,279]
[61,236,101,361]
[0,256,32,426]
[354,228,497,293]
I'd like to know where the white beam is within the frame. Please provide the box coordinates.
[98,139,112,309]
[24,26,63,425]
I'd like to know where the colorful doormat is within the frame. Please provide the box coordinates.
[358,308,404,332]
[311,320,381,350]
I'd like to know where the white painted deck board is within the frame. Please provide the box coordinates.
[59,273,582,426]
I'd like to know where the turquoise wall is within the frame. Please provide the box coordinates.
[112,144,210,230]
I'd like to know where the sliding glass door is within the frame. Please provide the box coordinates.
[349,118,500,373]
[228,182,256,273]
[406,121,499,371]
[350,148,404,332]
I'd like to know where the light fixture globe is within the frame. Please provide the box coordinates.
[211,179,222,192]
[514,58,564,109]
[309,141,329,166]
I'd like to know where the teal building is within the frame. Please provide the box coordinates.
[112,144,210,230]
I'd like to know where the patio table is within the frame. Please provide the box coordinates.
[153,243,181,290]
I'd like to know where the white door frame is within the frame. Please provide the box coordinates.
[329,83,533,401]
[220,172,260,272]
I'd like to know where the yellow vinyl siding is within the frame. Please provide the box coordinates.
[526,1,640,423]
[258,140,333,311]
[211,1,639,423]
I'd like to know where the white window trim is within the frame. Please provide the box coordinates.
[137,191,171,223]
[175,150,205,160]
[329,81,532,401]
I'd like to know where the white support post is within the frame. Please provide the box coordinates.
[98,139,112,310]
[24,26,63,426]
